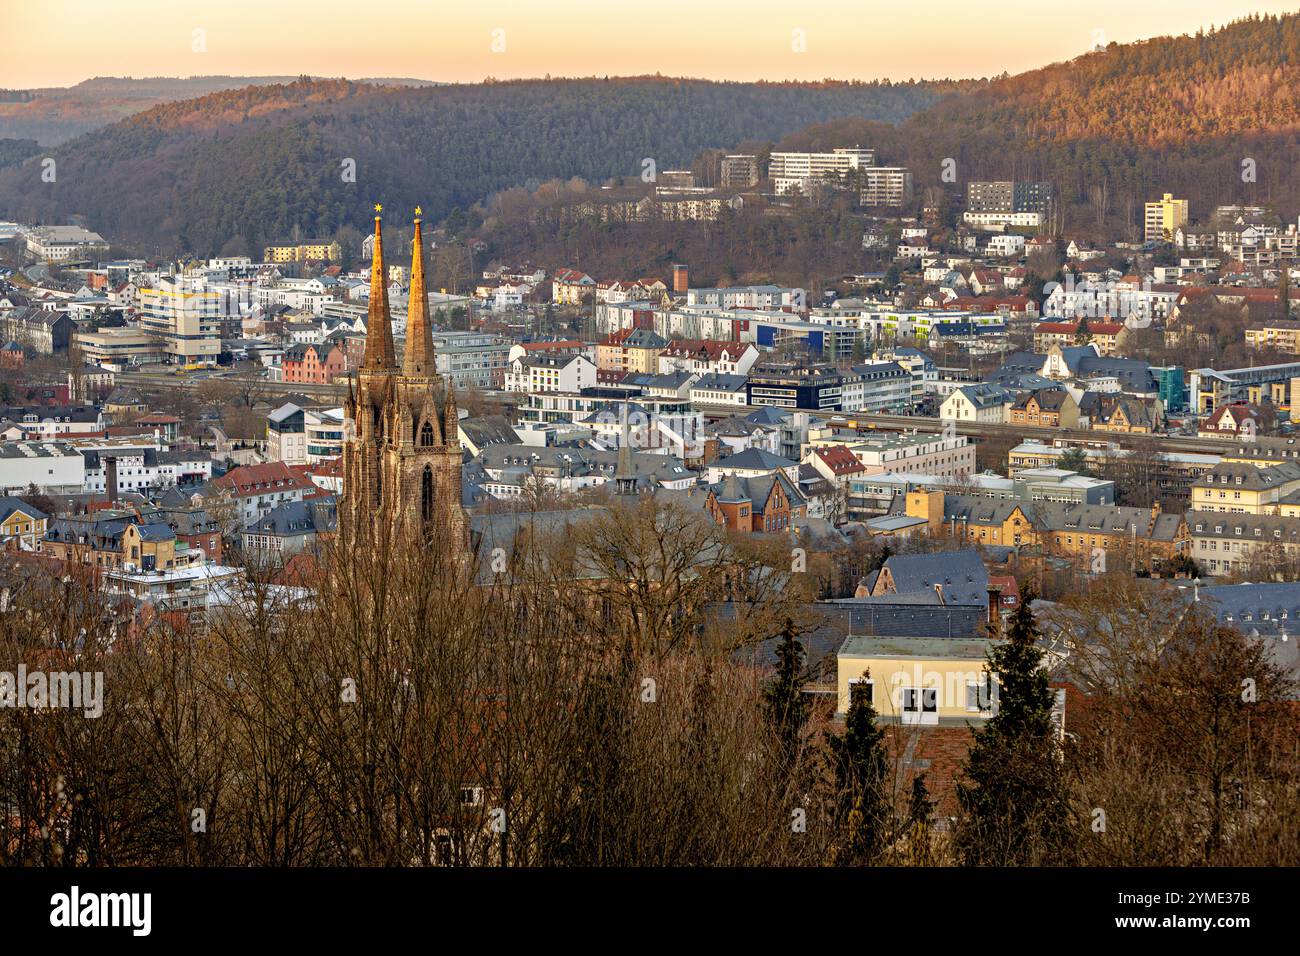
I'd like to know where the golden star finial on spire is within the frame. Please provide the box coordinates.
[414,205,423,218]
[374,202,383,215]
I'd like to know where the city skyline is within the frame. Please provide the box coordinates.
[3,0,1298,88]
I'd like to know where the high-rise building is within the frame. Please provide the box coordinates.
[720,154,760,189]
[138,276,221,364]
[859,167,913,207]
[342,206,467,549]
[966,180,1054,214]
[1145,193,1189,243]
[768,147,875,195]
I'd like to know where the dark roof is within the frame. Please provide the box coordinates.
[0,496,48,522]
[249,497,337,536]
[878,549,990,606]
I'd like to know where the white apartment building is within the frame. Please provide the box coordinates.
[255,284,331,315]
[940,384,1012,423]
[962,210,1044,230]
[812,432,975,480]
[305,407,346,463]
[505,353,597,394]
[24,226,109,262]
[769,147,874,195]
[859,167,913,207]
[988,234,1027,257]
[685,285,802,310]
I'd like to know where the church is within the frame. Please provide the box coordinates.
[341,204,467,549]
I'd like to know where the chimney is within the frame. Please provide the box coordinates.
[987,584,1004,634]
[105,456,119,505]
[672,264,689,294]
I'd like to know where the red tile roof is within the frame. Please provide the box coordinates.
[214,461,314,496]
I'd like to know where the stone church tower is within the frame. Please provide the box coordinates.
[342,205,467,550]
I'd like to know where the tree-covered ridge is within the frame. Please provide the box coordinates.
[0,139,41,170]
[922,13,1300,146]
[0,77,946,256]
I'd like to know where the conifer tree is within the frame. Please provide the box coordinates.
[1074,313,1093,346]
[955,593,1074,865]
[904,773,937,866]
[827,670,890,864]
[763,618,810,775]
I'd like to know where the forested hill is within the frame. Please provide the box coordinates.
[826,13,1300,218]
[0,76,953,256]
[0,75,441,145]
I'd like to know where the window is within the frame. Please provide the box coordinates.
[848,677,873,708]
[420,466,434,522]
[901,686,938,725]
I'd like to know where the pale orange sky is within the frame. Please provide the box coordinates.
[2,0,1297,88]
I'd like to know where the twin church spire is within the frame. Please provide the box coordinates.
[342,204,467,549]
[362,203,435,375]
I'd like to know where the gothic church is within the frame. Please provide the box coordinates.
[342,205,467,549]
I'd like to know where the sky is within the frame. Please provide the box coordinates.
[3,0,1298,88]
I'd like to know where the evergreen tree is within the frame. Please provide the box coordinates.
[1058,446,1090,476]
[763,619,810,775]
[955,593,1074,865]
[904,773,937,866]
[1073,313,1093,346]
[827,670,890,864]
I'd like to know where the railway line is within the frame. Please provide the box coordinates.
[119,371,1264,457]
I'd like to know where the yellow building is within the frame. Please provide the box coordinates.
[837,635,998,724]
[905,489,1187,570]
[1144,193,1189,243]
[263,240,342,264]
[1191,460,1300,514]
[138,278,221,363]
[1245,320,1300,355]
[905,489,1035,547]
[0,497,49,550]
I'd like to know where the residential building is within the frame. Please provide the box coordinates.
[551,268,595,305]
[262,240,342,264]
[940,383,1012,423]
[507,352,597,394]
[1144,193,1189,243]
[595,328,667,374]
[769,147,874,195]
[243,497,337,556]
[1007,388,1080,429]
[138,276,222,364]
[1190,460,1300,515]
[859,167,913,207]
[213,461,316,526]
[281,343,347,384]
[0,497,49,550]
[720,154,760,189]
[966,181,1055,215]
[24,225,109,262]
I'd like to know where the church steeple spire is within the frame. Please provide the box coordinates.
[362,203,397,371]
[403,207,436,377]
